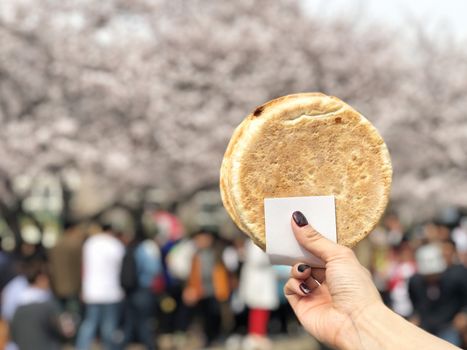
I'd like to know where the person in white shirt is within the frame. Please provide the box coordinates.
[76,224,125,350]
[2,274,28,323]
[2,269,28,350]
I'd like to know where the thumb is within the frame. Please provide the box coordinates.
[291,211,343,263]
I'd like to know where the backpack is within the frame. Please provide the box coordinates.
[120,244,139,293]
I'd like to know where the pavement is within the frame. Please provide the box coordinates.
[152,332,320,350]
[64,333,321,350]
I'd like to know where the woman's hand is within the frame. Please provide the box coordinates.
[285,211,461,350]
[284,211,381,349]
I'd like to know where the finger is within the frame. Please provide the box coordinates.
[284,279,301,306]
[291,211,343,262]
[304,276,322,290]
[310,268,326,284]
[284,278,315,298]
[291,263,312,279]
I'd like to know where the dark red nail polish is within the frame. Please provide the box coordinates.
[298,264,310,272]
[292,211,308,227]
[299,283,311,294]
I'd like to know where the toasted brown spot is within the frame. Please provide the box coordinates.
[253,106,264,117]
[335,117,342,124]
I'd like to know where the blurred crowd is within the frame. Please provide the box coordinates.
[358,210,467,349]
[0,209,297,350]
[0,207,467,350]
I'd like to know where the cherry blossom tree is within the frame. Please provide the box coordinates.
[0,0,465,242]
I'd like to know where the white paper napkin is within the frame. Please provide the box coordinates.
[264,195,336,267]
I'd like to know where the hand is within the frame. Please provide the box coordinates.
[284,211,382,349]
[182,287,199,306]
[453,312,467,332]
[409,315,421,327]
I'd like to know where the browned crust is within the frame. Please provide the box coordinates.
[220,93,392,250]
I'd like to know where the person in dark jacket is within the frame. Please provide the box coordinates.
[122,232,162,350]
[409,243,467,347]
[10,262,75,350]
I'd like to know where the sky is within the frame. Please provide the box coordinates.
[304,0,467,42]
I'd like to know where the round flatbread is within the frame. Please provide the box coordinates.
[220,93,392,250]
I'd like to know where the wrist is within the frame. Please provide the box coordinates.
[337,302,393,350]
